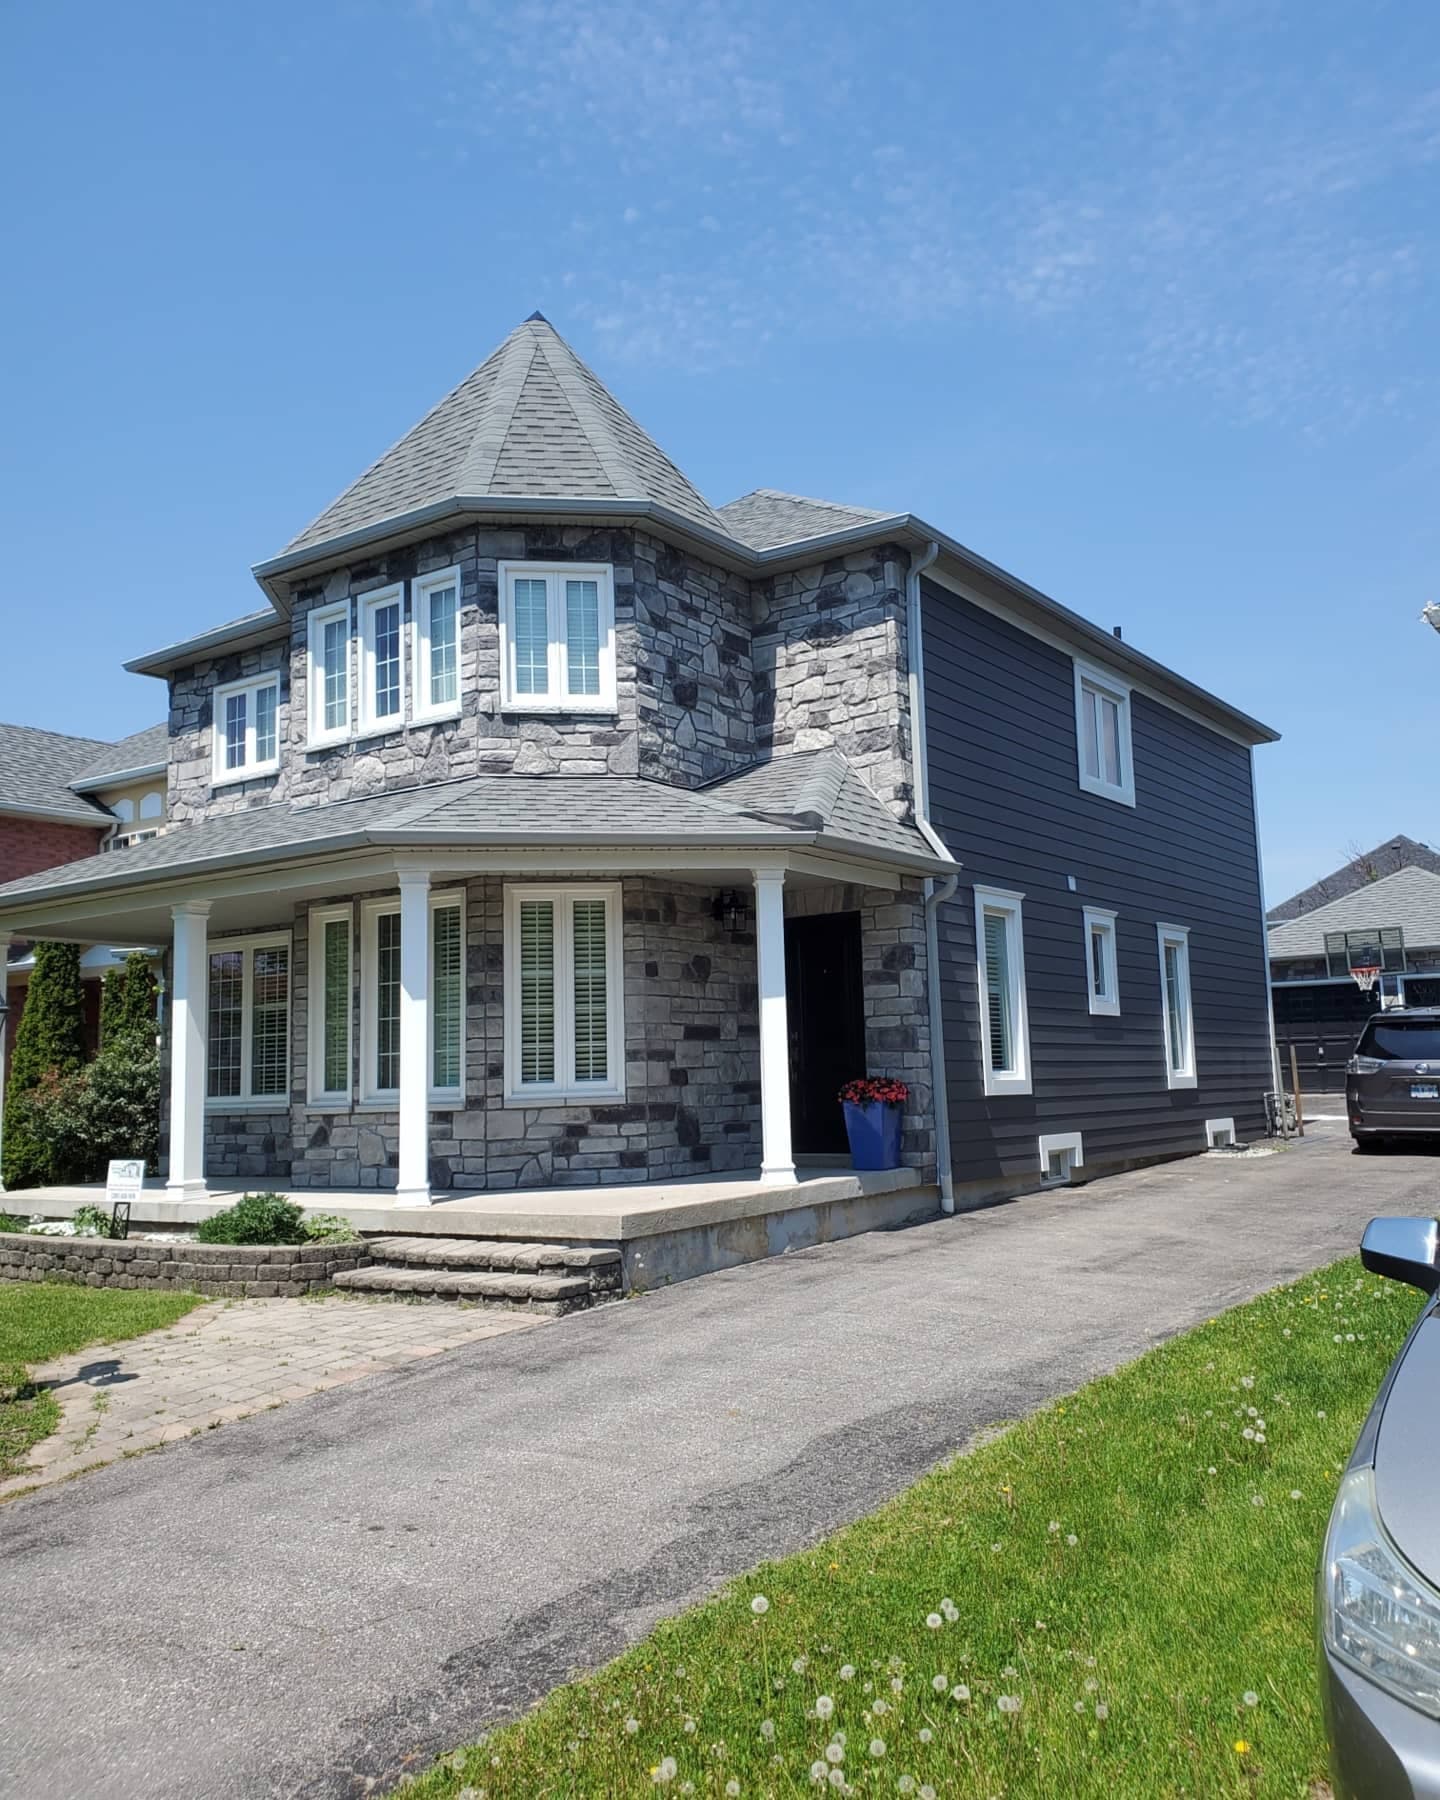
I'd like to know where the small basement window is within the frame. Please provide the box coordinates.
[1205,1117,1237,1149]
[1038,1131,1084,1186]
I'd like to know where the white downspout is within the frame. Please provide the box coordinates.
[906,540,960,1211]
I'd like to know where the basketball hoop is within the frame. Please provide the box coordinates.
[1351,965,1381,995]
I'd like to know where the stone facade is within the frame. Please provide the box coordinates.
[0,1232,369,1298]
[163,525,916,827]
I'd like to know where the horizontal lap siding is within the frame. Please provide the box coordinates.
[922,580,1272,1181]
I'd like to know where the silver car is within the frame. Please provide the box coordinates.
[1320,1218,1440,1796]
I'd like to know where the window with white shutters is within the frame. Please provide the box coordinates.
[973,887,1031,1096]
[504,884,624,1100]
[205,935,291,1104]
[498,563,616,712]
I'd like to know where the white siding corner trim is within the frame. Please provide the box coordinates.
[974,884,1032,1098]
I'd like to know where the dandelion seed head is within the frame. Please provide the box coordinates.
[1242,1691,1258,1707]
[759,1720,775,1741]
[816,1695,835,1720]
[750,1596,769,1615]
[932,1674,948,1693]
[1095,1702,1108,1720]
[997,1694,1022,1714]
[919,1726,934,1741]
[839,1665,855,1681]
[869,1739,886,1758]
[951,1684,970,1702]
[925,1613,942,1629]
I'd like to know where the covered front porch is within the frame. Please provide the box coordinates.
[0,832,939,1215]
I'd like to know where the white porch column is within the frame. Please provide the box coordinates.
[167,901,211,1197]
[396,868,432,1206]
[0,935,11,1194]
[753,867,796,1186]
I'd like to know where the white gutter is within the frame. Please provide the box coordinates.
[907,541,960,1211]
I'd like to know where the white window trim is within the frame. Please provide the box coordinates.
[1074,659,1136,808]
[359,889,466,1106]
[503,882,626,1103]
[1205,1116,1236,1148]
[1038,1130,1084,1183]
[1082,905,1120,1017]
[974,884,1032,1098]
[1157,922,1197,1089]
[306,599,353,748]
[358,584,407,737]
[211,674,281,785]
[413,566,464,724]
[497,561,617,714]
[307,905,354,1106]
[203,930,292,1111]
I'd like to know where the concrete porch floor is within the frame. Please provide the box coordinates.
[8,1165,940,1285]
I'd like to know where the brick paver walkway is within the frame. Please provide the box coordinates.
[1,1295,541,1499]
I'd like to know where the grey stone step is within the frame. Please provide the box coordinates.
[366,1235,620,1275]
[333,1264,609,1315]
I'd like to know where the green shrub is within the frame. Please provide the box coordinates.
[3,943,89,1189]
[0,1213,28,1236]
[300,1212,361,1244]
[70,1203,117,1239]
[196,1193,308,1246]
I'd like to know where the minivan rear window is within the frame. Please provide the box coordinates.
[1357,1019,1440,1061]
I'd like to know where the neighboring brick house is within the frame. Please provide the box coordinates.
[0,314,1278,1212]
[0,721,168,1060]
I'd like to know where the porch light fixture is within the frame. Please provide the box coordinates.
[712,889,750,939]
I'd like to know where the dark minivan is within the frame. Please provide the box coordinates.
[1348,1008,1440,1150]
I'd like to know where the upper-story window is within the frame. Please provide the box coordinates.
[498,562,616,713]
[307,601,353,746]
[1073,660,1135,807]
[213,674,281,784]
[414,567,462,723]
[359,585,405,735]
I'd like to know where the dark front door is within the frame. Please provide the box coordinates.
[785,911,866,1155]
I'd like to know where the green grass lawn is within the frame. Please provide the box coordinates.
[411,1256,1415,1800]
[0,1281,204,1481]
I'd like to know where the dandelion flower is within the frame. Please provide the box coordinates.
[1290,1490,1303,1501]
[1084,1678,1098,1693]
[1066,1534,1078,1547]
[751,1596,770,1615]
[920,1787,938,1800]
[1048,1520,1060,1533]
[932,1674,948,1693]
[840,1665,856,1681]
[872,1698,888,1716]
[625,1719,640,1735]
[726,1784,740,1798]
[997,1694,1022,1714]
[1234,1740,1251,1754]
[826,1742,845,1764]
[925,1613,942,1629]
[1095,1703,1108,1721]
[1002,1665,1018,1678]
[683,1718,697,1735]
[899,1780,916,1795]
[653,1757,678,1785]
[940,1598,959,1620]
[759,1720,775,1742]
[816,1696,835,1721]
[1251,1493,1266,1507]
[1242,1691,1258,1707]
[991,1542,1002,1553]
[1074,1701,1086,1714]
[792,1656,808,1675]
[810,1763,828,1783]
[1207,1466,1217,1476]
[869,1739,886,1758]
[951,1685,970,1702]
[919,1726,934,1742]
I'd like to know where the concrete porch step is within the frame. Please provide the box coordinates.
[335,1235,624,1314]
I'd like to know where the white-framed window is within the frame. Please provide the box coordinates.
[503,883,624,1101]
[359,890,465,1104]
[307,905,354,1105]
[1083,906,1120,1016]
[139,791,164,820]
[206,932,291,1105]
[414,566,463,723]
[498,562,616,713]
[1157,923,1197,1089]
[359,584,406,735]
[974,885,1031,1097]
[1074,660,1135,807]
[212,674,281,783]
[1038,1131,1084,1185]
[307,600,352,746]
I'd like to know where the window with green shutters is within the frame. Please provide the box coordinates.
[505,884,623,1099]
[974,887,1031,1097]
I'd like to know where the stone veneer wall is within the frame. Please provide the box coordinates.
[753,542,915,822]
[167,525,766,826]
[0,1234,369,1298]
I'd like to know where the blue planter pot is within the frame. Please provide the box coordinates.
[842,1100,904,1172]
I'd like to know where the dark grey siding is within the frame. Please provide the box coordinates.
[921,578,1273,1183]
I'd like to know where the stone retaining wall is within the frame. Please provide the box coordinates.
[0,1234,371,1298]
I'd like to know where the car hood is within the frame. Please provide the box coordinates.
[1374,1314,1440,1587]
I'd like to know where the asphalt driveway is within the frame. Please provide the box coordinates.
[2,1123,1434,1799]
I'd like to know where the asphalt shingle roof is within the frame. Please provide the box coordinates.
[0,724,114,825]
[0,756,944,915]
[1267,835,1440,922]
[716,489,898,551]
[69,723,169,789]
[1267,866,1440,959]
[282,314,732,556]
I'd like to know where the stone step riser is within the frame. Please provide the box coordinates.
[333,1265,620,1314]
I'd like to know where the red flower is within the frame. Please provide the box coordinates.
[838,1077,909,1107]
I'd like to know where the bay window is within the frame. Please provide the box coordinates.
[206,934,291,1104]
[414,566,462,722]
[498,562,615,712]
[212,675,280,783]
[503,883,624,1100]
[360,891,465,1104]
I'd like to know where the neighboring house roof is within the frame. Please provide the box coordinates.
[1267,866,1440,960]
[280,313,733,558]
[716,490,898,551]
[0,757,946,917]
[1267,834,1440,922]
[0,723,114,826]
[69,723,169,792]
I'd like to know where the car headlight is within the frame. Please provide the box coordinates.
[1324,1465,1440,1718]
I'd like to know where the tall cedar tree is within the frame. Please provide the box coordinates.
[6,942,86,1096]
[102,953,157,1048]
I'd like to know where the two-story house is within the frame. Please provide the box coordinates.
[0,315,1278,1232]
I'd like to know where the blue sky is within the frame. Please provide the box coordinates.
[3,0,1437,902]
